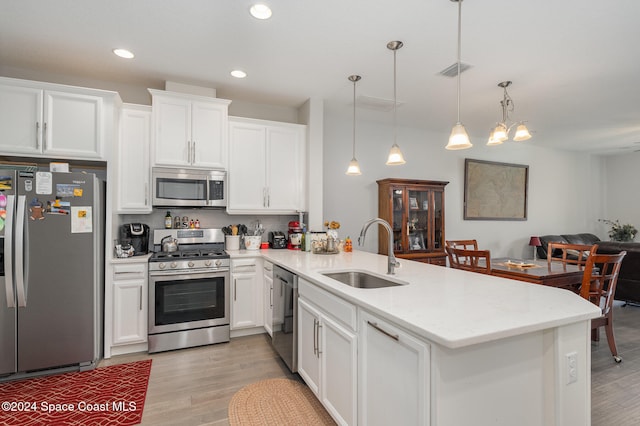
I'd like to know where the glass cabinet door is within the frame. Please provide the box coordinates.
[392,188,404,252]
[433,190,444,250]
[406,189,429,253]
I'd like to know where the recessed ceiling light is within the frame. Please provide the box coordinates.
[113,48,134,59]
[249,4,272,20]
[231,70,247,79]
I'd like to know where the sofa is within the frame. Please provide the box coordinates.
[596,242,640,305]
[537,233,640,305]
[536,233,601,260]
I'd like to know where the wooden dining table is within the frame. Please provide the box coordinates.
[490,258,584,292]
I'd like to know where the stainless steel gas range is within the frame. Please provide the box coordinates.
[148,228,230,353]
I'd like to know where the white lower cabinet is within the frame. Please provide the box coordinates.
[359,310,430,426]
[298,279,357,426]
[263,261,274,337]
[111,262,148,347]
[231,257,264,330]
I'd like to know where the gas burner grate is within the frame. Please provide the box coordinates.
[154,252,181,259]
[199,250,225,258]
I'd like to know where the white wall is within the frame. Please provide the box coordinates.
[602,151,640,237]
[323,109,608,258]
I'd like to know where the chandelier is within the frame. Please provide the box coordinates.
[487,81,532,146]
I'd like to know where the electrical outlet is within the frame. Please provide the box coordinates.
[566,352,578,385]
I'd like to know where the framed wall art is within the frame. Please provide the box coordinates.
[463,158,528,221]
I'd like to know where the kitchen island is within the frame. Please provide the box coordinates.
[258,249,600,426]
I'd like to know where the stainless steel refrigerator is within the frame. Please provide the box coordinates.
[0,166,103,380]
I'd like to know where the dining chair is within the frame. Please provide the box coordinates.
[446,246,492,274]
[546,242,593,269]
[445,240,479,267]
[579,244,627,363]
[445,239,479,250]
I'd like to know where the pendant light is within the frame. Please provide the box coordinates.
[486,81,532,146]
[386,40,406,165]
[445,0,472,150]
[346,75,362,175]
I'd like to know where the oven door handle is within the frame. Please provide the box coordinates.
[149,269,229,281]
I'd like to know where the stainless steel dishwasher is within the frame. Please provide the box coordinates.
[272,264,298,372]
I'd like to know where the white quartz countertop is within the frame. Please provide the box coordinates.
[241,249,601,349]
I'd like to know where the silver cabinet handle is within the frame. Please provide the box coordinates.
[269,285,273,309]
[35,122,40,149]
[263,187,267,207]
[139,286,142,311]
[144,183,148,206]
[367,320,399,341]
[234,279,237,301]
[267,187,270,207]
[43,122,48,150]
[313,318,318,356]
[192,141,196,164]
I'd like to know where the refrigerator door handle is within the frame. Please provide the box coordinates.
[4,195,16,308]
[15,195,27,307]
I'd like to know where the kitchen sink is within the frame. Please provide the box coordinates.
[321,270,406,289]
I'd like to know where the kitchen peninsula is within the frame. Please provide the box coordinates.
[256,249,601,426]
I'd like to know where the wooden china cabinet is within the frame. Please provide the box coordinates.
[377,178,448,266]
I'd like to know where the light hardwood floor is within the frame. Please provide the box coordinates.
[100,333,298,425]
[102,304,640,425]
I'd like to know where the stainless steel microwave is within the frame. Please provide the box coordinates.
[152,167,226,207]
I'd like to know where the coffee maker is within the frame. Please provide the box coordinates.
[119,223,150,255]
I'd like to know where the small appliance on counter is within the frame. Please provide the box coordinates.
[288,221,303,250]
[119,223,150,255]
[269,231,287,249]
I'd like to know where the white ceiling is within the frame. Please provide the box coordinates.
[1,0,639,154]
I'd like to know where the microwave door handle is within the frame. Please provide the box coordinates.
[206,175,211,206]
[15,195,27,307]
[4,195,15,308]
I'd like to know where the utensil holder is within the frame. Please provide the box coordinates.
[225,235,240,251]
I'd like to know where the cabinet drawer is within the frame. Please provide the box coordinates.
[263,261,273,278]
[299,278,356,331]
[112,263,147,279]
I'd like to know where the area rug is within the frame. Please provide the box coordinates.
[0,359,151,426]
[228,378,335,425]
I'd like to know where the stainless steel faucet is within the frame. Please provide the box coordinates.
[358,218,400,275]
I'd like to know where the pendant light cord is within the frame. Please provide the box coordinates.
[393,48,397,144]
[352,79,357,158]
[456,0,462,123]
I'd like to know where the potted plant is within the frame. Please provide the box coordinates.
[599,219,638,242]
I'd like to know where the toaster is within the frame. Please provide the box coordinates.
[269,231,287,249]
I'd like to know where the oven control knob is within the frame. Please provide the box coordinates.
[159,262,166,269]
[188,261,195,268]
[215,259,222,267]
[205,260,212,267]
[170,262,177,268]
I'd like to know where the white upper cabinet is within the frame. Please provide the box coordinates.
[0,77,115,160]
[228,117,306,214]
[117,104,151,213]
[149,89,231,169]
